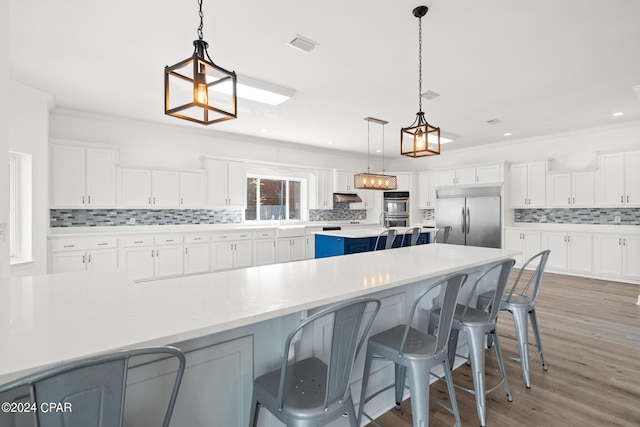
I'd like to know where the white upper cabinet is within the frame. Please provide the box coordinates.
[179,171,206,208]
[395,173,411,191]
[314,170,334,210]
[121,168,152,207]
[121,168,202,208]
[510,161,546,208]
[417,173,437,208]
[51,143,117,208]
[435,164,502,187]
[206,159,246,208]
[152,170,180,208]
[548,171,595,207]
[597,151,640,207]
[335,171,356,192]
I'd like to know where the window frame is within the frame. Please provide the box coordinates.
[8,151,33,265]
[245,174,304,222]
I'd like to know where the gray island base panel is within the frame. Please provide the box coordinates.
[1,244,518,426]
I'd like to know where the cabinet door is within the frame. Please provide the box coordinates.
[226,161,246,207]
[234,240,253,269]
[207,159,228,207]
[437,170,456,187]
[121,247,155,281]
[51,144,85,207]
[305,236,315,259]
[548,173,571,207]
[625,152,640,206]
[335,172,354,192]
[315,171,333,209]
[155,244,184,278]
[121,168,152,207]
[598,153,625,207]
[522,231,542,263]
[87,249,118,272]
[456,167,476,185]
[593,234,623,276]
[571,171,594,207]
[622,235,640,279]
[509,164,528,208]
[152,170,180,208]
[418,173,433,208]
[395,174,411,191]
[51,251,86,273]
[527,162,546,207]
[476,164,501,184]
[276,238,292,263]
[180,172,206,208]
[253,239,276,266]
[567,233,592,273]
[212,242,235,271]
[290,237,306,261]
[544,232,568,270]
[184,243,210,274]
[85,148,117,207]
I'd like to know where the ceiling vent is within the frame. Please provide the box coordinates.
[288,35,317,53]
[421,90,440,100]
[486,119,502,125]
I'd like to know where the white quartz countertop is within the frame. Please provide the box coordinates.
[315,227,437,239]
[0,244,517,383]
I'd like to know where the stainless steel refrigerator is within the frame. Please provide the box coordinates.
[435,187,502,248]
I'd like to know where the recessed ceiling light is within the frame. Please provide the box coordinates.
[327,141,333,144]
[504,132,512,136]
[612,112,624,117]
[376,149,381,153]
[261,129,268,133]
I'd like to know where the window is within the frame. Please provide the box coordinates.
[246,176,302,221]
[8,152,32,264]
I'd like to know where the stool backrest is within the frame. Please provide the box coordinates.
[434,226,452,244]
[459,259,516,324]
[398,273,468,357]
[374,229,397,250]
[276,298,381,412]
[505,250,550,304]
[402,227,422,246]
[0,346,186,427]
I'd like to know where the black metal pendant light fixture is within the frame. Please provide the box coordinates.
[165,0,237,125]
[401,5,441,157]
[355,117,398,190]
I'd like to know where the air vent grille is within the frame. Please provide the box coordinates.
[288,35,317,53]
[421,90,440,100]
[486,119,502,125]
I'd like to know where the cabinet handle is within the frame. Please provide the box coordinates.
[619,238,622,246]
[572,197,575,204]
[185,248,188,255]
[166,239,174,242]
[82,196,85,204]
[98,242,108,246]
[476,176,479,182]
[627,195,630,203]
[153,197,156,204]
[152,249,154,257]
[623,239,626,246]
[82,255,85,263]
[194,237,202,241]
[621,195,624,203]
[567,236,571,243]
[134,240,143,244]
[148,197,151,205]
[181,197,183,205]
[88,195,91,204]
[156,250,159,257]
[63,244,75,248]
[568,197,571,204]
[88,254,92,262]
[273,241,275,247]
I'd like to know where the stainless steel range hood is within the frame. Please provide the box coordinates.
[333,193,363,203]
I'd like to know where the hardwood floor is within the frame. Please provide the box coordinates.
[364,272,640,427]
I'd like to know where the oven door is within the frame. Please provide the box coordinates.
[385,215,408,227]
[384,199,409,214]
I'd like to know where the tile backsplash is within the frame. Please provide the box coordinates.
[515,208,640,225]
[50,209,243,227]
[309,202,367,221]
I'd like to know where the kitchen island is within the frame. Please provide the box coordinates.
[315,226,436,258]
[0,243,517,426]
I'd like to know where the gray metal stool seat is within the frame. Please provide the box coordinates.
[357,273,468,427]
[477,249,550,389]
[0,346,186,427]
[249,297,381,427]
[429,259,516,427]
[374,229,397,250]
[401,226,422,246]
[434,225,452,243]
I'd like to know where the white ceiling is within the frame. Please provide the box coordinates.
[8,0,640,157]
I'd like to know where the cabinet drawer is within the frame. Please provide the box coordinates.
[184,234,210,244]
[211,231,251,242]
[155,234,184,245]
[253,229,276,239]
[51,237,117,252]
[119,236,154,247]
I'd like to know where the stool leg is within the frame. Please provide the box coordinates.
[248,391,259,427]
[345,394,358,427]
[467,328,488,427]
[395,363,407,409]
[447,328,461,370]
[529,308,547,371]
[490,330,512,402]
[512,306,531,388]
[407,364,431,427]
[442,358,462,427]
[357,346,374,426]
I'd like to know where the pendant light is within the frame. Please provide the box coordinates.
[165,0,237,125]
[355,117,398,190]
[401,5,441,157]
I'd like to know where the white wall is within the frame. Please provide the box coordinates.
[50,109,382,173]
[389,120,640,173]
[0,0,10,280]
[8,82,52,277]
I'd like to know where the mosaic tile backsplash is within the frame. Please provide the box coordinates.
[50,209,243,227]
[309,202,367,221]
[515,208,640,225]
[422,209,435,221]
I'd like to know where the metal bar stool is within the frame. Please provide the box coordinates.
[374,229,397,251]
[249,297,381,427]
[434,226,452,243]
[357,273,468,427]
[0,346,186,427]
[477,249,551,389]
[401,226,422,246]
[429,258,516,427]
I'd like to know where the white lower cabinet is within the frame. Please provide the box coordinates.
[276,237,306,263]
[593,233,640,280]
[504,229,541,265]
[121,246,155,281]
[154,244,184,279]
[252,229,276,266]
[184,234,211,275]
[211,232,252,271]
[120,235,184,281]
[49,237,118,274]
[543,231,592,273]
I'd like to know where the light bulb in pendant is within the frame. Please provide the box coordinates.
[194,66,208,106]
[416,129,426,150]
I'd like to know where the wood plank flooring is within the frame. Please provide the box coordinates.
[364,272,640,427]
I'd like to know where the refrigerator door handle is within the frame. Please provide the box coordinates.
[461,208,466,235]
[466,207,471,235]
